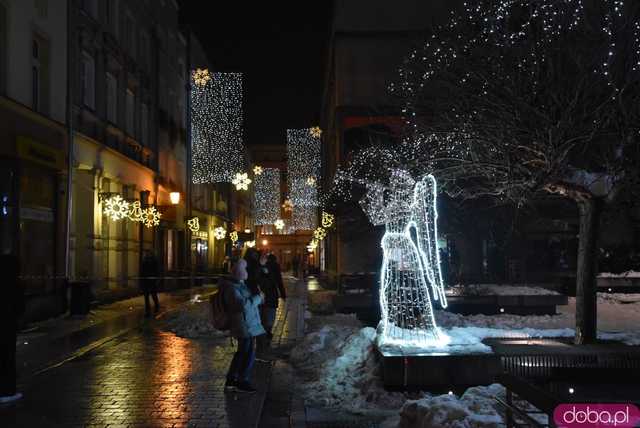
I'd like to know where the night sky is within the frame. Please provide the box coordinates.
[179,2,333,149]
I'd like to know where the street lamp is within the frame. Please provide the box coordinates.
[170,192,181,205]
[262,239,268,246]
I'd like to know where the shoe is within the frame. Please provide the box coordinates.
[224,380,238,392]
[235,382,257,394]
[0,393,23,404]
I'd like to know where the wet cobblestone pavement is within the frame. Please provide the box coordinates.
[0,277,307,428]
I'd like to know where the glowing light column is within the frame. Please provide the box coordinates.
[191,72,245,183]
[254,168,281,225]
[287,128,321,230]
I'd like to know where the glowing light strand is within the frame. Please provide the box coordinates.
[287,128,321,230]
[254,168,281,225]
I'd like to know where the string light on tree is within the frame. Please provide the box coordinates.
[254,168,281,225]
[274,219,285,230]
[103,195,130,221]
[232,172,252,191]
[128,200,143,222]
[187,217,200,233]
[192,68,211,87]
[142,206,162,228]
[321,211,334,228]
[191,72,245,183]
[213,226,227,240]
[253,165,263,175]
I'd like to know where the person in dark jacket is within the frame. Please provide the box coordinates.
[0,254,24,404]
[244,248,261,295]
[261,254,286,340]
[140,251,160,317]
[223,259,265,393]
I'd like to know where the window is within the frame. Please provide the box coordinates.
[106,72,117,124]
[82,52,95,109]
[140,103,148,145]
[125,89,135,136]
[125,12,135,59]
[82,0,98,19]
[34,0,48,18]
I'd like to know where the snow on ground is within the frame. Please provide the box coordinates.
[163,296,227,339]
[447,284,560,296]
[598,270,640,278]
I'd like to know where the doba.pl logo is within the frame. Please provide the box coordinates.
[554,404,640,427]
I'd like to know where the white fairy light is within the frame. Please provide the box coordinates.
[232,172,252,191]
[187,217,200,233]
[274,219,285,230]
[360,170,448,347]
[287,128,321,230]
[191,72,245,183]
[254,168,281,225]
[142,206,161,228]
[213,226,227,240]
[103,195,130,221]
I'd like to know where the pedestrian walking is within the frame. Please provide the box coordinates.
[140,250,160,317]
[262,254,286,341]
[223,259,265,393]
[0,254,24,404]
[244,248,261,295]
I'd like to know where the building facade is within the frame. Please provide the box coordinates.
[0,0,68,320]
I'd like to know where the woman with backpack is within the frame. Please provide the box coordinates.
[223,259,265,393]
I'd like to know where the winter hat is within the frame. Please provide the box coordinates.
[232,259,248,281]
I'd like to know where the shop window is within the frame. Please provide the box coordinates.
[82,52,95,110]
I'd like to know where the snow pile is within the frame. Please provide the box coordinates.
[398,384,506,428]
[291,315,406,414]
[447,284,560,297]
[598,293,640,305]
[598,270,640,278]
[436,310,571,330]
[163,300,227,339]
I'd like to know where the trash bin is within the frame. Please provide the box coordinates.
[69,280,91,316]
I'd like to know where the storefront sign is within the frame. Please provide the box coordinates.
[20,206,54,223]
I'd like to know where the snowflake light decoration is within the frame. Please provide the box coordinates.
[213,226,227,240]
[142,206,161,228]
[127,200,144,222]
[313,227,326,240]
[321,211,334,228]
[282,199,293,213]
[232,172,252,191]
[253,165,263,175]
[310,126,322,138]
[103,195,130,221]
[246,240,256,248]
[191,72,245,183]
[187,217,200,233]
[230,231,239,243]
[254,168,280,225]
[306,176,316,186]
[274,219,285,230]
[192,68,211,87]
[307,239,318,251]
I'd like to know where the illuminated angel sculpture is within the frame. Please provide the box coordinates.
[360,170,448,347]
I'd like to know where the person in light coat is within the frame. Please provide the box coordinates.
[223,259,265,393]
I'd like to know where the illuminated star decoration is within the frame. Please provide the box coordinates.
[282,199,293,213]
[192,68,211,87]
[103,195,130,221]
[313,227,326,241]
[310,126,322,138]
[246,240,256,248]
[213,226,226,240]
[274,219,285,230]
[191,72,245,183]
[187,217,200,233]
[128,200,144,222]
[253,165,263,175]
[232,172,252,191]
[142,206,161,228]
[307,239,318,252]
[321,211,335,228]
[287,128,321,230]
[254,168,281,225]
[229,231,239,243]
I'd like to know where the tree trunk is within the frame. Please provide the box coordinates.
[574,198,601,345]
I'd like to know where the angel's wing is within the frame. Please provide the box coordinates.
[359,183,387,226]
[411,175,447,308]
